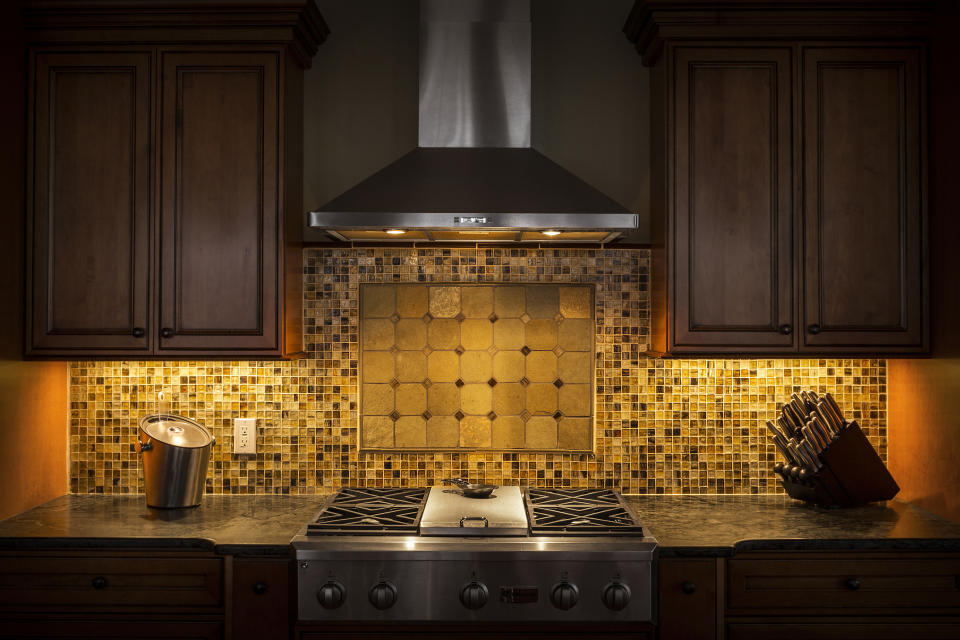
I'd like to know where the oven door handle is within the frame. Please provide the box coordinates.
[459,516,489,528]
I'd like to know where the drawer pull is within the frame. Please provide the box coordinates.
[91,576,108,590]
[681,581,696,594]
[253,581,268,595]
[845,577,861,591]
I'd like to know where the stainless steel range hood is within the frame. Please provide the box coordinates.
[308,0,638,243]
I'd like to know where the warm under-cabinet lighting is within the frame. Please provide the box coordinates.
[385,229,406,235]
[542,230,562,236]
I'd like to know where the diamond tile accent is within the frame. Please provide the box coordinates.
[390,313,401,323]
[454,410,465,421]
[389,410,401,421]
[422,410,433,421]
[520,410,532,422]
[488,313,499,323]
[553,379,564,389]
[422,313,434,323]
[389,345,400,354]
[487,345,499,356]
[554,313,564,323]
[455,312,466,322]
[422,346,434,356]
[520,346,531,356]
[553,345,566,357]
[422,378,433,389]
[455,378,465,388]
[487,411,497,421]
[553,411,563,420]
[519,313,531,324]
[519,377,530,387]
[454,345,465,355]
[389,378,400,389]
[487,378,497,387]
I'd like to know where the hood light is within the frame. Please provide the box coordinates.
[385,229,406,235]
[542,230,562,237]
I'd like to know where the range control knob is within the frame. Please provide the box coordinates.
[601,581,632,611]
[316,580,347,610]
[550,581,580,610]
[368,580,398,610]
[460,580,489,610]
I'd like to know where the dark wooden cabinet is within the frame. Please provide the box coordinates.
[24,1,327,359]
[801,47,926,351]
[0,550,225,639]
[628,1,930,355]
[657,558,719,640]
[671,47,795,351]
[27,51,153,356]
[231,557,291,640]
[158,51,282,354]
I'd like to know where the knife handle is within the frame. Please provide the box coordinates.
[824,393,845,425]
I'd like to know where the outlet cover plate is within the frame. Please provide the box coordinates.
[233,417,257,454]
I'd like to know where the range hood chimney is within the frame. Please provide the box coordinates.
[309,0,638,243]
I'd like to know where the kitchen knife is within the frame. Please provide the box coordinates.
[766,419,786,441]
[778,415,798,439]
[824,393,847,429]
[800,425,821,453]
[775,434,802,465]
[800,440,823,470]
[791,393,811,416]
[815,400,843,435]
[809,415,833,446]
[807,390,821,406]
[783,403,806,431]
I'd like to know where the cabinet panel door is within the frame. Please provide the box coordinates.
[28,51,152,355]
[802,47,926,350]
[658,558,717,640]
[728,622,960,640]
[231,558,289,640]
[159,51,279,353]
[672,47,795,351]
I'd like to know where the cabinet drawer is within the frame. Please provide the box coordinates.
[728,621,960,640]
[0,555,223,610]
[728,555,960,613]
[0,618,222,639]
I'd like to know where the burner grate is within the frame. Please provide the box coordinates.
[306,488,429,535]
[525,489,644,536]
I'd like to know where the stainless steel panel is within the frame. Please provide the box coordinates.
[309,210,637,230]
[419,0,530,148]
[297,554,653,622]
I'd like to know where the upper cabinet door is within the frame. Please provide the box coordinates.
[802,47,927,351]
[28,52,152,356]
[159,52,280,354]
[672,47,795,351]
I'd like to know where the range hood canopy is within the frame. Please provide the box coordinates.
[309,0,638,243]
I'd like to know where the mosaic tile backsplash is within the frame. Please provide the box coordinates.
[69,248,886,495]
[359,283,596,451]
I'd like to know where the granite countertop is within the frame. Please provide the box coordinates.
[625,495,960,557]
[0,494,329,555]
[1,493,959,557]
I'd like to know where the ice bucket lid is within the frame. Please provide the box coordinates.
[138,413,212,448]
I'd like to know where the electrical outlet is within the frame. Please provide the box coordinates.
[233,418,257,454]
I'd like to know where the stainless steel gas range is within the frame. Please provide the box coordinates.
[292,486,657,624]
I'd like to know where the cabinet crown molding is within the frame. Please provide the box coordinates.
[624,0,933,65]
[24,0,329,68]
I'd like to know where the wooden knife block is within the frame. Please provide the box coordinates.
[778,421,900,507]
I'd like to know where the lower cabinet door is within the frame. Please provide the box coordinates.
[658,558,717,640]
[0,619,222,639]
[231,558,290,640]
[728,621,960,640]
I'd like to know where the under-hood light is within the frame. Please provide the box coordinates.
[542,230,561,237]
[385,229,406,235]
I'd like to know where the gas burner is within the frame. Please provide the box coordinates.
[306,488,428,535]
[525,489,644,536]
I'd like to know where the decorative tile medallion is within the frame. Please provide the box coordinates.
[360,284,595,451]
